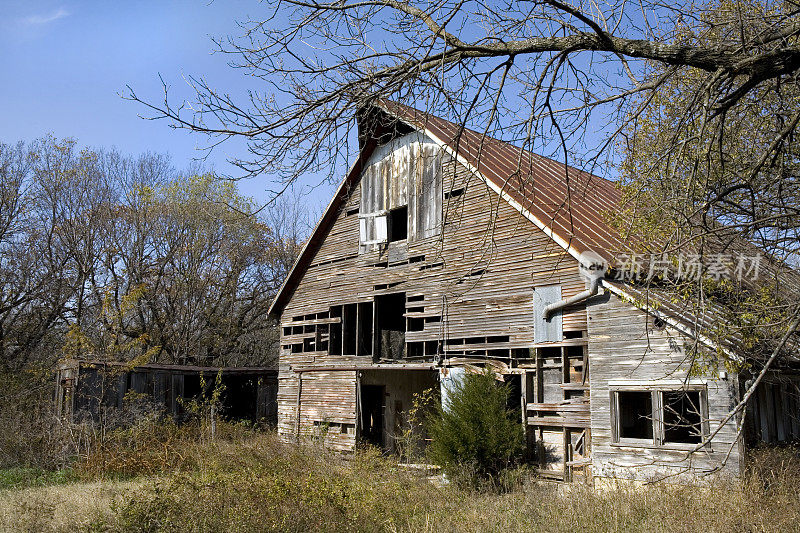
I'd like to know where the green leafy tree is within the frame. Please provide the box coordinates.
[427,370,523,483]
[614,1,800,367]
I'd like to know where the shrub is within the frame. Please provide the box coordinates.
[426,369,524,485]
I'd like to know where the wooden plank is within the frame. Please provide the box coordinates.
[528,416,591,428]
[282,317,342,327]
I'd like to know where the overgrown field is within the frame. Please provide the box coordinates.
[0,423,799,532]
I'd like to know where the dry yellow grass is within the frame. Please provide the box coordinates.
[0,429,798,532]
[0,480,140,532]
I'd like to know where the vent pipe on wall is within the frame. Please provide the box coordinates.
[543,251,608,320]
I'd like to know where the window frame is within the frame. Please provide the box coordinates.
[610,383,709,449]
[613,390,656,445]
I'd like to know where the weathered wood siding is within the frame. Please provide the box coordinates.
[588,292,742,480]
[359,132,441,246]
[276,370,357,451]
[277,133,589,446]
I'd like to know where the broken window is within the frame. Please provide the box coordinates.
[357,302,373,356]
[329,307,342,355]
[662,390,703,444]
[342,304,357,355]
[612,387,707,446]
[616,391,654,441]
[329,302,373,356]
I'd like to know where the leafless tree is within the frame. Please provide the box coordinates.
[126,0,798,199]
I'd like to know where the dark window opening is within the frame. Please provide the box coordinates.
[329,306,342,355]
[316,323,329,352]
[425,340,439,356]
[513,348,532,359]
[338,302,374,356]
[444,187,465,199]
[389,206,408,242]
[566,345,585,359]
[357,302,373,356]
[376,293,406,360]
[540,346,561,361]
[618,391,653,440]
[407,342,423,358]
[303,337,315,352]
[407,318,424,331]
[342,303,357,355]
[663,391,703,444]
[564,330,584,339]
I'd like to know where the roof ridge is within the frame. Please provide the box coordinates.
[375,98,619,189]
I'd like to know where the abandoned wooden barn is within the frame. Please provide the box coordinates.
[268,100,800,483]
[56,359,278,425]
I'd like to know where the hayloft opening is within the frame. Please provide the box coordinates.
[389,206,408,242]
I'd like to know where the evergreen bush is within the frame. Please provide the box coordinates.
[427,369,524,484]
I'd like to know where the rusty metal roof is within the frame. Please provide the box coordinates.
[377,99,629,264]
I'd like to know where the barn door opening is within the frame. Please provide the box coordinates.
[360,384,385,448]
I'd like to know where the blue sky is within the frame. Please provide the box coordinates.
[0,0,334,205]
